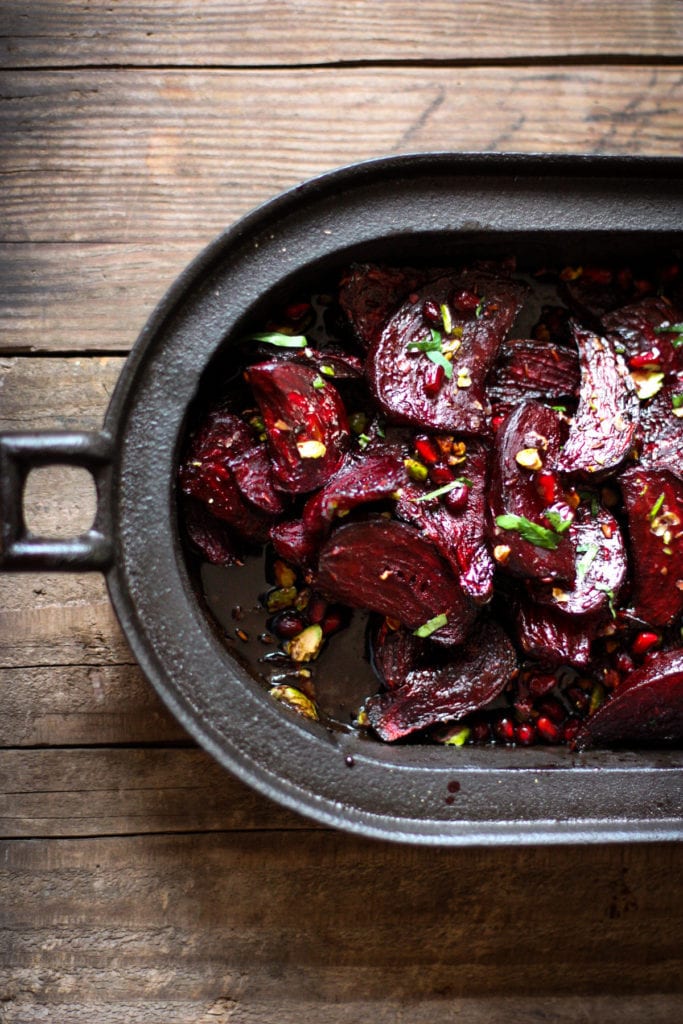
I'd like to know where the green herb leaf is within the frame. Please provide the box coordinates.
[312,375,326,389]
[357,433,371,450]
[596,583,617,619]
[672,393,683,409]
[544,509,573,534]
[649,491,666,519]
[407,328,443,353]
[495,513,562,550]
[413,613,448,638]
[249,331,307,349]
[426,349,454,379]
[415,477,473,502]
[550,404,568,413]
[320,364,335,377]
[654,321,683,337]
[576,541,599,582]
[475,299,485,317]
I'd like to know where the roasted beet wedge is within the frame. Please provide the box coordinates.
[247,360,350,494]
[531,502,627,618]
[575,648,683,749]
[182,498,242,566]
[513,596,594,668]
[397,440,494,603]
[338,263,426,350]
[302,447,408,544]
[620,467,683,627]
[269,518,318,568]
[367,270,527,434]
[638,373,683,478]
[364,620,516,742]
[178,408,279,544]
[488,401,575,583]
[487,337,580,411]
[602,295,683,373]
[553,323,639,478]
[315,519,476,647]
[560,264,649,324]
[370,620,426,691]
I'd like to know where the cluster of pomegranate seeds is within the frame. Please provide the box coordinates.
[179,258,683,748]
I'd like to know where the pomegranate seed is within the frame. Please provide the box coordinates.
[536,697,566,724]
[443,482,469,514]
[493,714,516,744]
[428,463,455,487]
[307,595,328,624]
[423,361,445,397]
[536,716,562,744]
[631,631,660,657]
[451,289,480,313]
[422,299,441,325]
[537,471,559,504]
[515,722,536,746]
[321,608,345,635]
[414,435,440,465]
[271,610,306,639]
[628,349,661,370]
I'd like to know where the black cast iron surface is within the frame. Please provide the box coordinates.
[4,154,683,844]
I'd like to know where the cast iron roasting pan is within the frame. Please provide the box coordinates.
[2,153,683,846]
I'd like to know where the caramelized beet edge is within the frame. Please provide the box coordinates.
[575,648,683,748]
[365,620,517,742]
[315,518,476,647]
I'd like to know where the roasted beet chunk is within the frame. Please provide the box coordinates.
[531,502,627,618]
[553,323,639,478]
[367,270,527,434]
[487,337,580,413]
[182,498,242,566]
[316,519,476,646]
[560,264,648,323]
[370,620,427,691]
[620,467,683,627]
[488,401,576,583]
[247,360,350,494]
[602,295,683,374]
[575,649,683,749]
[179,407,280,544]
[638,373,683,478]
[397,440,494,603]
[338,264,426,350]
[364,620,517,741]
[513,596,594,668]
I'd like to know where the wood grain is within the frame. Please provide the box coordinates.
[2,66,682,352]
[1,0,682,67]
[0,833,681,1022]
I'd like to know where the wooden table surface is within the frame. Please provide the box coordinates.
[1,3,683,1021]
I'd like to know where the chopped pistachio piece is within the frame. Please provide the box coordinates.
[287,623,324,662]
[269,685,319,721]
[297,439,327,459]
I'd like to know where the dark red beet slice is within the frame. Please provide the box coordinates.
[364,620,516,742]
[315,519,476,647]
[397,440,494,603]
[638,372,683,478]
[269,518,318,568]
[553,323,639,478]
[178,408,278,544]
[531,503,627,618]
[488,400,576,583]
[367,270,527,434]
[575,648,683,748]
[513,597,593,668]
[338,263,426,350]
[602,295,682,373]
[620,467,683,627]
[560,264,648,323]
[247,360,350,494]
[302,447,408,544]
[370,620,426,691]
[487,337,580,411]
[182,499,242,566]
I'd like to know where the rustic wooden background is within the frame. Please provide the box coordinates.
[1,2,682,1021]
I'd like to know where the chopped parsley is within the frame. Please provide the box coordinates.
[426,349,454,379]
[413,613,448,638]
[654,321,683,346]
[649,491,666,519]
[495,513,562,550]
[672,393,683,409]
[406,328,443,353]
[249,331,307,348]
[576,541,599,583]
[596,583,617,619]
[544,509,573,534]
[416,477,473,502]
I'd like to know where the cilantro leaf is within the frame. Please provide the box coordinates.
[426,349,454,379]
[495,513,562,550]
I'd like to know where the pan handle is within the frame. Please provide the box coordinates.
[0,431,114,571]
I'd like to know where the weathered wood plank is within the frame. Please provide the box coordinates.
[0,748,313,835]
[1,0,681,67]
[0,833,681,1021]
[1,67,682,251]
